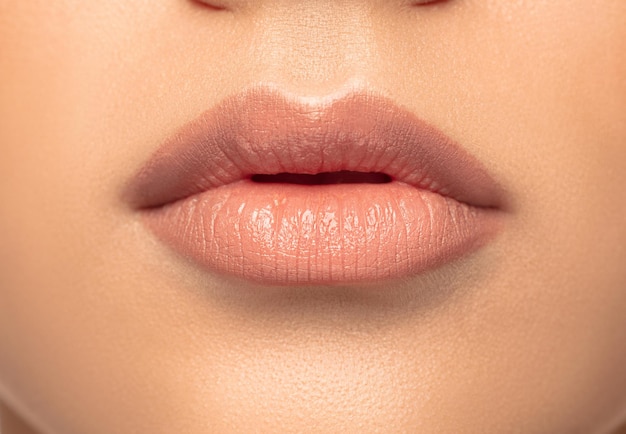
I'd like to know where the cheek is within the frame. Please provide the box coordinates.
[478,1,626,302]
[468,2,626,429]
[0,2,158,432]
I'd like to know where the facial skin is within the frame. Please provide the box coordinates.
[1,0,626,433]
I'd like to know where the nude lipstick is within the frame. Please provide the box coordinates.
[125,86,505,285]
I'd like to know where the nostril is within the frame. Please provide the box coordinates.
[250,171,393,185]
[412,0,451,6]
[191,0,230,11]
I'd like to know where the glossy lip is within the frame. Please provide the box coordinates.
[125,85,506,285]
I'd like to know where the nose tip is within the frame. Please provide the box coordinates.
[187,0,451,95]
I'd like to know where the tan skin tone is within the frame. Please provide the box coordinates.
[1,0,626,432]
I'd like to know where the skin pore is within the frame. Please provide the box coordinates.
[1,0,626,433]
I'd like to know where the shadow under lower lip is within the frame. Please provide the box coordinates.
[141,181,502,286]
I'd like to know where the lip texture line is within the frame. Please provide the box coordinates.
[126,86,505,284]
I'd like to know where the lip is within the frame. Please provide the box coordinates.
[125,86,506,285]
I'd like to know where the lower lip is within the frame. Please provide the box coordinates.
[141,181,501,285]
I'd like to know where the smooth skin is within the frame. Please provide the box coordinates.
[1,0,626,433]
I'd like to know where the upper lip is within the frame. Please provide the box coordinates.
[125,85,505,210]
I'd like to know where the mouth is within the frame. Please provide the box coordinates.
[125,86,506,285]
[249,171,392,185]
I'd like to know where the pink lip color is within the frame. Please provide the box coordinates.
[126,86,505,285]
